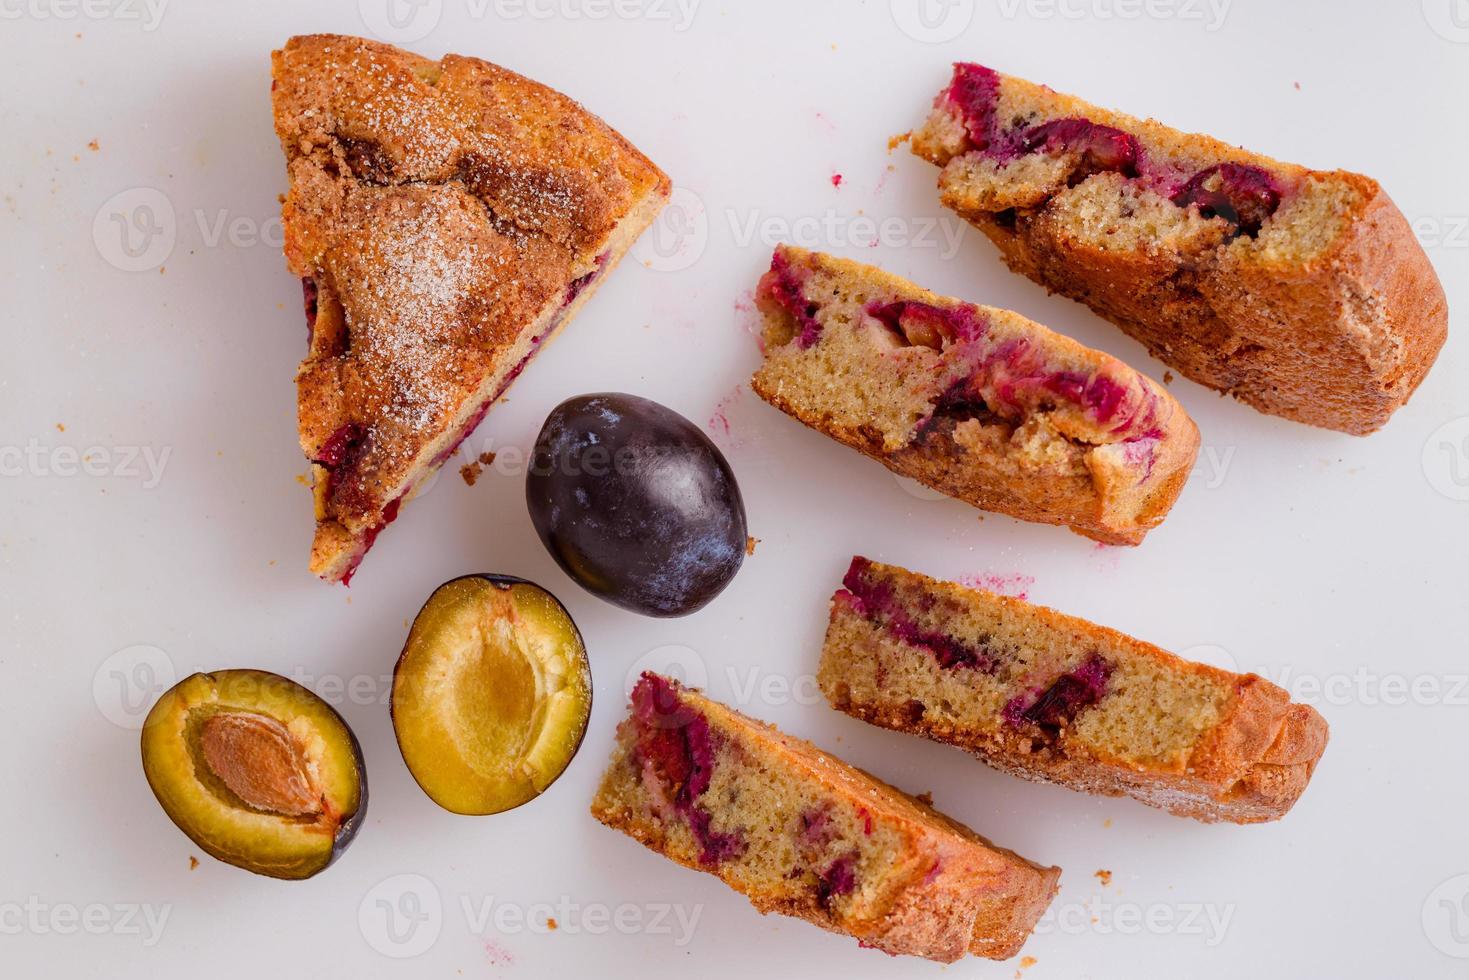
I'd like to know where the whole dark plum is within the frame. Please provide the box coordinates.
[526,393,747,617]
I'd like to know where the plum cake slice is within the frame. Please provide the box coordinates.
[272,34,670,583]
[751,245,1199,546]
[820,558,1329,824]
[911,62,1447,435]
[591,672,1060,963]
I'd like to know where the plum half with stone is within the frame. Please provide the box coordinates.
[526,393,747,617]
[140,669,367,880]
[392,576,592,815]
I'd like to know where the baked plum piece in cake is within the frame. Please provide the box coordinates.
[820,558,1329,824]
[272,34,670,583]
[750,245,1198,546]
[591,673,1060,962]
[911,62,1447,435]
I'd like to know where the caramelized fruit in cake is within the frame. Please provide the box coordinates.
[141,670,367,879]
[820,558,1329,824]
[271,34,670,583]
[911,62,1447,435]
[591,673,1060,961]
[750,245,1199,545]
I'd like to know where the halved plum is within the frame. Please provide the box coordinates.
[140,669,366,880]
[391,576,592,815]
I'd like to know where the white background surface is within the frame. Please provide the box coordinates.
[3,0,1467,976]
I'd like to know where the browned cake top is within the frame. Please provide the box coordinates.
[271,34,668,529]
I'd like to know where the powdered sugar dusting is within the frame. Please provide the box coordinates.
[354,196,485,430]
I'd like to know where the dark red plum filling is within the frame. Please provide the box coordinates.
[301,276,319,343]
[816,852,859,908]
[563,251,610,307]
[1171,163,1282,236]
[314,422,367,469]
[946,62,1004,151]
[867,300,987,350]
[1019,118,1140,181]
[1003,652,1114,736]
[942,63,1285,233]
[760,251,824,349]
[630,673,746,866]
[340,493,402,587]
[840,557,997,672]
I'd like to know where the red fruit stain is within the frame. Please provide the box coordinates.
[483,940,514,966]
[956,572,1035,600]
[830,172,844,188]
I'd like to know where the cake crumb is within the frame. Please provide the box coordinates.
[55,423,65,432]
[1019,955,1038,971]
[545,916,558,930]
[1293,81,1301,91]
[745,536,759,556]
[1103,818,1112,828]
[1094,869,1112,886]
[460,461,483,486]
[1162,370,1174,385]
[188,856,199,870]
[88,139,100,152]
[888,132,911,152]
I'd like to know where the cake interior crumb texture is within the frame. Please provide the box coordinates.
[751,245,1199,545]
[910,62,1446,435]
[591,673,1061,962]
[819,558,1329,824]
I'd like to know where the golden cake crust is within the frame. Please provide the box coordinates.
[911,64,1446,436]
[750,246,1199,546]
[591,677,1060,962]
[271,34,670,581]
[820,560,1329,824]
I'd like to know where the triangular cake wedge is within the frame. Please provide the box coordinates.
[271,34,670,583]
[751,246,1199,545]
